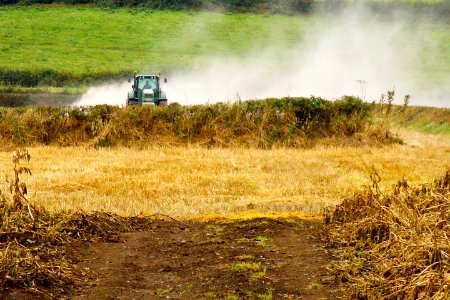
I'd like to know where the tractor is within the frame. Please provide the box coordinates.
[127,73,168,106]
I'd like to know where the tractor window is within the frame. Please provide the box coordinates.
[138,77,158,90]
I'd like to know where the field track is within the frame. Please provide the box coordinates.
[74,218,334,299]
[5,217,338,299]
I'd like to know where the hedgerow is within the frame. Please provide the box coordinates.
[0,68,132,88]
[0,96,385,149]
[0,0,315,13]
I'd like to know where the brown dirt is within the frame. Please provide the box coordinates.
[2,218,340,299]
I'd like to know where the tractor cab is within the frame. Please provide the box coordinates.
[127,74,168,106]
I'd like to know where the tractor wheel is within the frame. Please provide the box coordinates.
[158,100,168,106]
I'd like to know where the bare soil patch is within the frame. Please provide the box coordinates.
[2,217,339,299]
[71,218,337,299]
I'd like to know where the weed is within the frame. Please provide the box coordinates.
[156,287,173,295]
[203,291,215,298]
[237,237,252,244]
[307,282,322,289]
[245,289,273,300]
[285,218,298,225]
[236,254,255,261]
[257,289,273,300]
[255,236,272,247]
[231,261,261,272]
[250,269,267,281]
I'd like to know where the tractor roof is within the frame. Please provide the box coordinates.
[136,74,159,78]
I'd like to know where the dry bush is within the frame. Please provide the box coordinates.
[326,169,450,299]
[0,150,139,297]
[0,96,389,149]
[368,90,407,145]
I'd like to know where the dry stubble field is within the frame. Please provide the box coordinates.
[1,129,448,218]
[1,128,449,299]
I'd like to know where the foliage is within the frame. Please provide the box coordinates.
[0,97,383,149]
[0,68,131,87]
[0,0,315,13]
[326,169,450,299]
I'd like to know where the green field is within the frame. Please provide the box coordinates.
[0,5,307,76]
[0,4,449,87]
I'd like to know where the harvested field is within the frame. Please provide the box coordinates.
[0,124,447,299]
[0,129,448,299]
[0,0,449,298]
[0,150,340,299]
[0,129,447,217]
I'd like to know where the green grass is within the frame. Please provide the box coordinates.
[390,105,450,135]
[0,5,306,76]
[402,120,450,135]
[0,4,448,90]
[230,262,261,272]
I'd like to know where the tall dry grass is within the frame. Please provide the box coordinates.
[0,150,140,297]
[326,166,450,299]
[0,129,447,217]
[0,97,380,149]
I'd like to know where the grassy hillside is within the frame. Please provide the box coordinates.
[0,5,448,87]
[391,105,450,135]
[0,5,307,85]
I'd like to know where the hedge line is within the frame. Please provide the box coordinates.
[1,0,448,16]
[0,0,315,13]
[0,92,78,107]
[0,96,379,148]
[0,68,132,87]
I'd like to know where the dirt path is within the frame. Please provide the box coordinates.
[67,218,338,300]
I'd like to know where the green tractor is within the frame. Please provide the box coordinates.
[127,73,168,106]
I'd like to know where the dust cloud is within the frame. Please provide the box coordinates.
[75,4,450,108]
[75,81,130,106]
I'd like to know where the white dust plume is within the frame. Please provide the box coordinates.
[74,81,129,106]
[76,4,450,108]
[165,5,449,107]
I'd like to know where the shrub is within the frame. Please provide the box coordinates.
[0,97,380,149]
[0,0,315,13]
[326,169,450,299]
